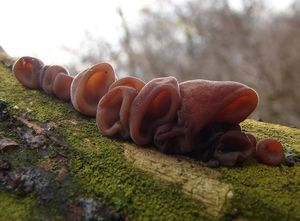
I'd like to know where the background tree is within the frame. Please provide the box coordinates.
[65,0,300,127]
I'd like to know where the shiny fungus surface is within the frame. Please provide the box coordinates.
[154,80,259,154]
[97,86,138,138]
[129,77,180,145]
[53,73,74,101]
[70,63,116,117]
[12,56,45,89]
[12,55,287,168]
[256,138,285,166]
[42,65,68,95]
[109,76,145,91]
[96,77,146,138]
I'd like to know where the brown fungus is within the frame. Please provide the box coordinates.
[256,138,285,166]
[53,73,74,101]
[129,77,180,145]
[154,80,258,154]
[12,56,45,89]
[38,65,50,89]
[187,123,243,161]
[13,55,287,168]
[70,63,116,117]
[213,130,255,166]
[97,86,138,138]
[42,65,68,95]
[109,76,145,91]
[96,77,146,138]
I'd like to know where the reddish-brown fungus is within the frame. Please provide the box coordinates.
[53,73,74,101]
[70,63,116,116]
[14,56,284,168]
[129,77,180,145]
[213,130,255,166]
[42,65,68,95]
[256,138,285,166]
[154,80,258,154]
[96,77,146,138]
[109,76,145,91]
[38,65,50,89]
[97,86,138,138]
[12,56,45,89]
[188,123,242,160]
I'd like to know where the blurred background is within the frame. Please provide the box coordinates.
[1,0,299,127]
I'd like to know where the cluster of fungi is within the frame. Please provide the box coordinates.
[12,56,286,167]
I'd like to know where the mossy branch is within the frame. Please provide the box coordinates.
[0,63,299,221]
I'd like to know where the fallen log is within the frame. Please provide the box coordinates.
[0,63,299,221]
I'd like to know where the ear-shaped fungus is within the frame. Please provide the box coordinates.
[53,73,74,101]
[38,65,50,89]
[70,63,116,116]
[12,56,45,89]
[213,130,255,166]
[96,77,145,138]
[256,138,285,166]
[154,80,258,154]
[42,65,68,94]
[97,87,139,138]
[129,77,180,145]
[109,76,145,91]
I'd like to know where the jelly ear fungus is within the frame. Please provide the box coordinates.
[154,80,258,154]
[12,56,288,167]
[12,56,45,89]
[129,77,181,146]
[256,138,285,166]
[42,65,69,95]
[53,73,74,101]
[96,77,146,138]
[70,63,116,117]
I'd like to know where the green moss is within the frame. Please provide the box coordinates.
[241,119,300,152]
[218,121,300,221]
[0,191,39,221]
[67,135,213,220]
[1,63,300,220]
[220,164,300,221]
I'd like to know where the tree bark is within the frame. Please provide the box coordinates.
[0,62,299,221]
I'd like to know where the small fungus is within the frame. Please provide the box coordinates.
[53,73,74,101]
[97,86,138,138]
[13,56,45,89]
[256,138,285,166]
[70,63,116,117]
[109,76,145,91]
[213,130,255,166]
[129,77,180,145]
[96,77,145,138]
[42,65,68,95]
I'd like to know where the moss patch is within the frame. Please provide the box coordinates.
[62,121,213,220]
[1,63,300,220]
[241,119,300,152]
[219,121,300,221]
[0,191,39,221]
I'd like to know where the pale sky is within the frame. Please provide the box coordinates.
[0,0,156,64]
[0,0,294,66]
